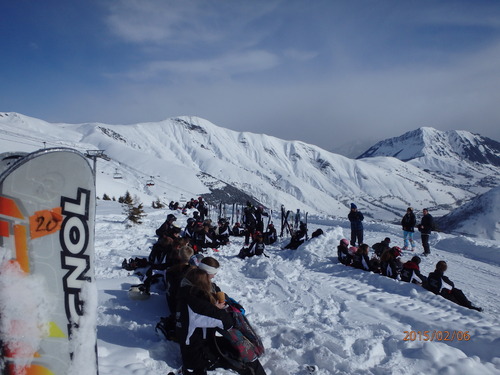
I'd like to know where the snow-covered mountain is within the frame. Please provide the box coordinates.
[0,113,498,229]
[357,127,500,195]
[436,186,500,240]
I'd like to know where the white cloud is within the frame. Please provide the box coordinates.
[121,50,281,80]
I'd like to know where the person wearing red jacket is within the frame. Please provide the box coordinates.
[400,256,427,285]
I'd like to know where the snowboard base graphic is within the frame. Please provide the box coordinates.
[0,148,98,375]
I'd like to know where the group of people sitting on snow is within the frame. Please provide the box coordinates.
[123,203,268,374]
[337,237,482,312]
[159,199,279,254]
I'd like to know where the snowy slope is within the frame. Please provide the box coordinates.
[92,201,500,375]
[437,186,500,240]
[0,113,493,225]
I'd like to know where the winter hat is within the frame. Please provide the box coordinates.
[350,203,357,209]
[340,238,349,246]
[384,237,391,243]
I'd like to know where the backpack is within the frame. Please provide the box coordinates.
[214,304,265,370]
[311,228,323,238]
[372,242,388,257]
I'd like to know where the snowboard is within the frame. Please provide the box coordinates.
[0,148,98,375]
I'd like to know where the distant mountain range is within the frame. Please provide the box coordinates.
[1,112,499,238]
[357,127,500,195]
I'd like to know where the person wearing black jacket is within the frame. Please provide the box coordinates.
[283,221,308,250]
[243,202,257,246]
[380,247,403,279]
[372,237,391,257]
[177,262,267,375]
[337,238,352,266]
[425,261,482,311]
[238,232,266,259]
[155,213,177,238]
[176,267,234,374]
[401,207,416,251]
[352,244,370,271]
[418,208,434,256]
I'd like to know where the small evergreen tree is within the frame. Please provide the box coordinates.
[118,191,133,205]
[103,193,111,201]
[122,194,146,227]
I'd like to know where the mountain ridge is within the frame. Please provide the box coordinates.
[1,112,498,237]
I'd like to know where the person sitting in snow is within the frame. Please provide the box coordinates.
[380,246,403,279]
[425,261,482,311]
[214,217,231,246]
[263,222,277,245]
[372,237,391,257]
[238,231,266,259]
[158,245,196,341]
[176,262,266,375]
[231,222,245,237]
[155,213,178,238]
[400,256,427,285]
[337,238,352,266]
[352,244,370,271]
[192,221,220,251]
[283,221,308,250]
[182,217,197,239]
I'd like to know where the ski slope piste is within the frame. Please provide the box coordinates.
[0,148,98,375]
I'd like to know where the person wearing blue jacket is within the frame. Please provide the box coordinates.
[348,203,364,246]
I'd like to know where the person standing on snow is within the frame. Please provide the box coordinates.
[401,207,416,251]
[348,203,364,246]
[418,208,434,256]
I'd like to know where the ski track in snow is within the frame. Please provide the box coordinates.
[94,202,500,375]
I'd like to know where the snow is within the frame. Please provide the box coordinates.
[92,201,499,375]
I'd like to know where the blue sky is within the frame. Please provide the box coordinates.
[1,0,500,152]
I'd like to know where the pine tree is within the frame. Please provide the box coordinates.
[123,195,146,227]
[118,191,133,205]
[103,193,111,201]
